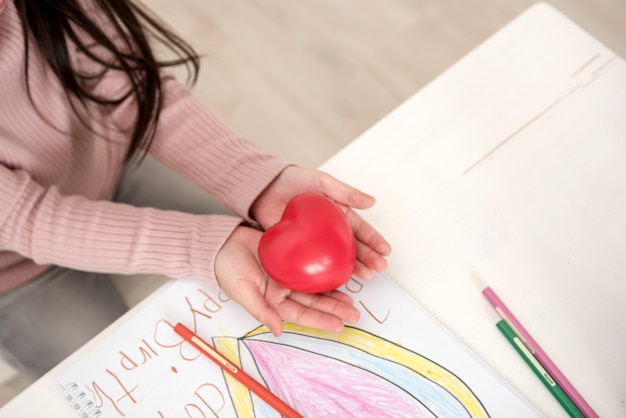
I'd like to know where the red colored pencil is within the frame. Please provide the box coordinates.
[174,323,302,418]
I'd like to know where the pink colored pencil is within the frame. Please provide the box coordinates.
[483,287,598,418]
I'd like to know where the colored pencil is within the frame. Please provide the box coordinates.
[496,320,584,417]
[483,287,598,418]
[174,323,303,418]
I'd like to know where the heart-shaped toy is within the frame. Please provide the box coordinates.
[258,192,356,293]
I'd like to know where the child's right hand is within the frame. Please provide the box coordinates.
[214,225,361,337]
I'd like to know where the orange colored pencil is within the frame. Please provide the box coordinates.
[174,323,303,418]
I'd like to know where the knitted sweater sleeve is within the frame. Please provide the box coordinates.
[0,75,290,290]
[146,74,290,220]
[0,165,243,284]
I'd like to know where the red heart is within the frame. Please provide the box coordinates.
[258,192,356,293]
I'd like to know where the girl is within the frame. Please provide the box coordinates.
[0,0,390,383]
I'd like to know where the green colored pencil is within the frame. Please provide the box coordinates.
[496,320,584,418]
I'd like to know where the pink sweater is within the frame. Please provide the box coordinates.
[0,2,289,293]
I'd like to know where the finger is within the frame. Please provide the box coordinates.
[345,208,392,257]
[229,282,285,337]
[353,259,374,280]
[321,289,355,304]
[355,239,388,273]
[319,173,376,210]
[293,289,356,310]
[279,300,347,333]
[276,299,349,333]
[288,291,360,324]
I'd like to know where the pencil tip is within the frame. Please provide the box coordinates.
[468,270,490,292]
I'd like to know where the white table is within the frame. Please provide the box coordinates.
[2,3,624,417]
[320,3,625,417]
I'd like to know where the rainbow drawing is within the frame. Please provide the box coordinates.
[213,323,489,418]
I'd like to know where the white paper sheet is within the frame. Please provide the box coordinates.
[58,272,541,417]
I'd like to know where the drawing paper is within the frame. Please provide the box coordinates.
[58,272,542,417]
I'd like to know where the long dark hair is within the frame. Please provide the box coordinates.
[14,0,200,162]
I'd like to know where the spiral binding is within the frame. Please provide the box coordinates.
[63,382,102,418]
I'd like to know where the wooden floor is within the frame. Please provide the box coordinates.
[2,0,625,407]
[145,0,626,169]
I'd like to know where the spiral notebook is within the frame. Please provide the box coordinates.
[57,272,542,417]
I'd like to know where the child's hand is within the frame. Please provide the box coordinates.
[251,166,391,280]
[214,226,360,337]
